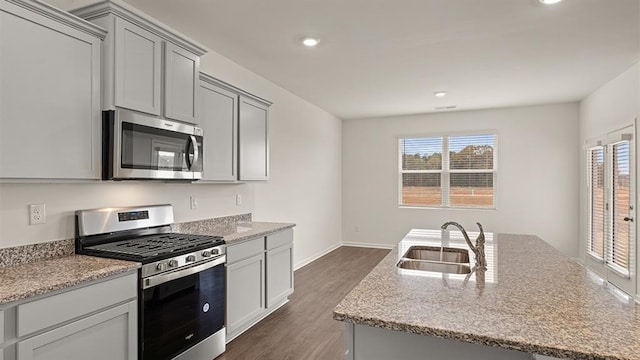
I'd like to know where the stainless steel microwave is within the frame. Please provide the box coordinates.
[103,109,203,181]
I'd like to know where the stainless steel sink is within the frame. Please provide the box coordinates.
[397,259,471,274]
[396,246,472,274]
[402,246,469,264]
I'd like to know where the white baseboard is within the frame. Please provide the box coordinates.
[341,242,395,250]
[293,242,342,271]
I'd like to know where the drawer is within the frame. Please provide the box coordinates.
[17,272,136,337]
[227,237,264,264]
[266,228,293,250]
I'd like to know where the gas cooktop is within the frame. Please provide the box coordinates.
[82,233,224,263]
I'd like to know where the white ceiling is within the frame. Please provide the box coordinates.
[79,0,640,119]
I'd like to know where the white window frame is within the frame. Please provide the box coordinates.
[398,131,498,209]
[584,122,636,297]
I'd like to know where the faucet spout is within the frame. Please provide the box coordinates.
[441,221,487,269]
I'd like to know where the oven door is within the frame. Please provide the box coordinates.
[140,257,225,360]
[104,109,203,180]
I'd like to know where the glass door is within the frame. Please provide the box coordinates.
[586,125,635,296]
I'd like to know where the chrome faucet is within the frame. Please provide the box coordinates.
[441,221,487,269]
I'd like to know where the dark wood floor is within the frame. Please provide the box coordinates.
[216,246,390,360]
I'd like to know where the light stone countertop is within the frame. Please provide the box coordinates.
[176,220,296,245]
[333,229,640,359]
[0,255,140,305]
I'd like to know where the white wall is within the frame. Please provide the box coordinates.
[0,0,343,269]
[578,63,639,296]
[198,52,343,268]
[342,103,580,257]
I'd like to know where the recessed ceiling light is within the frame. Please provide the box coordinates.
[434,91,447,97]
[539,0,564,4]
[302,37,319,47]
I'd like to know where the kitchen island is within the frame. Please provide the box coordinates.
[333,229,640,360]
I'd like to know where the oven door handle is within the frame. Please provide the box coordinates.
[142,255,226,289]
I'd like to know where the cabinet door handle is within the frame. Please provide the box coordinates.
[623,217,634,222]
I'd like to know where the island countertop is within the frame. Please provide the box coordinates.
[333,229,640,359]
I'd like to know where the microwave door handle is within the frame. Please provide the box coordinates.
[189,135,199,170]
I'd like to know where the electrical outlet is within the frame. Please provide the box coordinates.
[236,194,242,206]
[190,196,198,210]
[29,204,46,225]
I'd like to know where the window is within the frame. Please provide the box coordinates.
[398,133,497,208]
[585,126,635,296]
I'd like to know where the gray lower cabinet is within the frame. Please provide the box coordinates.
[0,272,137,360]
[16,301,136,360]
[0,0,105,180]
[239,96,270,181]
[225,229,294,342]
[266,230,294,307]
[226,252,266,339]
[199,75,238,181]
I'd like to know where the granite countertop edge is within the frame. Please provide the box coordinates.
[0,255,141,306]
[332,311,593,359]
[221,222,296,245]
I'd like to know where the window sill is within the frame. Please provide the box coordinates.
[398,205,496,211]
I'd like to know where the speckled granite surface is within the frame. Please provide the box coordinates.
[175,215,295,244]
[0,255,140,305]
[0,238,74,267]
[334,229,640,359]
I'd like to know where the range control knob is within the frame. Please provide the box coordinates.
[202,250,212,257]
[212,249,219,255]
[156,262,167,271]
[186,255,196,262]
[168,259,179,267]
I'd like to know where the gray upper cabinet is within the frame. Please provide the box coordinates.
[72,0,206,124]
[239,96,270,181]
[199,73,271,182]
[165,43,199,124]
[114,17,162,116]
[199,75,238,181]
[0,0,106,180]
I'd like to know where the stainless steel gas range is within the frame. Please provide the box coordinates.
[75,204,226,360]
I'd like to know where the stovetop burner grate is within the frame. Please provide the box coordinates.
[86,233,223,258]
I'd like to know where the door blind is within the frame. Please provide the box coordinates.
[608,141,631,275]
[588,147,605,259]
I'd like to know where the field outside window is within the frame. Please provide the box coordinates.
[399,133,496,208]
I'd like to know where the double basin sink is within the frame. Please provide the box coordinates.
[397,246,471,274]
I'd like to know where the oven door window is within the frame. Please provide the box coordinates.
[121,122,201,172]
[141,263,225,360]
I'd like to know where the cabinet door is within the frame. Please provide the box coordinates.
[238,96,269,181]
[226,253,265,338]
[200,80,238,181]
[16,301,137,360]
[165,42,199,124]
[0,3,102,179]
[114,17,162,116]
[266,243,294,308]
